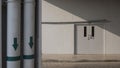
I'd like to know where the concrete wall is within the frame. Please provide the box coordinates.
[42,0,120,54]
[42,0,86,22]
[42,24,74,54]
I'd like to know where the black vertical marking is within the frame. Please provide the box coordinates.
[84,26,87,37]
[92,26,95,37]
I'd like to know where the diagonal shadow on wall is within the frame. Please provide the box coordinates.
[44,0,120,37]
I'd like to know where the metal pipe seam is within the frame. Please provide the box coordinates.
[23,55,34,59]
[6,56,21,61]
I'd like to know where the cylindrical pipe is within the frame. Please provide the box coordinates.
[0,0,2,68]
[23,0,35,68]
[36,0,42,68]
[7,0,21,68]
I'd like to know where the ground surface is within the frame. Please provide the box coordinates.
[42,62,120,68]
[42,54,120,68]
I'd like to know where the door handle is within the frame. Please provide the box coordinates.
[92,26,94,37]
[84,26,87,37]
[91,26,95,39]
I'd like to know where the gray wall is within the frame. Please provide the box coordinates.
[42,0,120,54]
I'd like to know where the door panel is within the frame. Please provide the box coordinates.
[76,24,105,54]
[89,24,104,54]
[76,25,90,54]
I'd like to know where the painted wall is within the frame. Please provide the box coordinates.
[42,0,120,54]
[42,0,86,22]
[42,24,74,54]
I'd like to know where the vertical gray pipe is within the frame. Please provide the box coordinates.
[7,0,21,68]
[23,0,35,68]
[0,0,2,68]
[36,0,42,68]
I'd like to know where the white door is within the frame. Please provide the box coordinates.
[76,24,105,54]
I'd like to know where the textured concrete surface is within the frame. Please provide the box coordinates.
[42,54,120,68]
[42,62,120,68]
[42,54,120,61]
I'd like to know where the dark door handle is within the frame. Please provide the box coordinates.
[91,26,95,37]
[84,26,87,37]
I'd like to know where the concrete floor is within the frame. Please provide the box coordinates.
[42,54,120,61]
[42,54,120,68]
[42,62,120,68]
